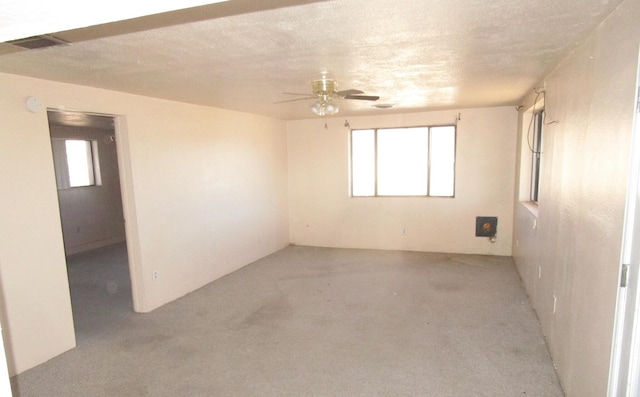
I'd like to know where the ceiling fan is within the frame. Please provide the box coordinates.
[275,74,380,116]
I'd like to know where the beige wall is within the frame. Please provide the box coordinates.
[0,76,76,376]
[512,0,640,395]
[2,2,635,386]
[287,107,517,256]
[50,125,126,255]
[0,73,289,374]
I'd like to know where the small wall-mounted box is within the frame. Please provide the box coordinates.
[476,216,498,237]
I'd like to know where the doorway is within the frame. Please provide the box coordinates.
[47,110,134,343]
[608,51,640,396]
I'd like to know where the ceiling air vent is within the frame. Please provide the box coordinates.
[7,34,70,50]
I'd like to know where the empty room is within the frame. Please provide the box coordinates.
[0,0,639,396]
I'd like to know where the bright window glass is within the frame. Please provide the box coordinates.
[351,129,376,196]
[377,128,429,196]
[429,126,456,196]
[65,140,95,187]
[351,126,455,197]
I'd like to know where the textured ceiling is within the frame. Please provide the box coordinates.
[0,0,229,42]
[0,0,623,120]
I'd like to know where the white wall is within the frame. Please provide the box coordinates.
[50,125,126,255]
[0,78,76,376]
[0,72,289,374]
[287,107,517,256]
[512,0,640,395]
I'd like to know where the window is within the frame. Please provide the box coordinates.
[530,110,543,202]
[65,140,95,187]
[51,138,100,189]
[350,125,456,197]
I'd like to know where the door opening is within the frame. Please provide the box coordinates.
[47,110,134,343]
[608,50,640,396]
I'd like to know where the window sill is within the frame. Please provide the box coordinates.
[350,195,455,198]
[520,201,539,218]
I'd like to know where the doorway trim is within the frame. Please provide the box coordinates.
[47,109,145,313]
[608,49,640,397]
[112,115,145,312]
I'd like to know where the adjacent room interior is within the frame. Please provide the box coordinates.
[0,0,639,396]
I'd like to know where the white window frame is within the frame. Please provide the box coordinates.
[350,125,456,198]
[530,110,544,203]
[51,138,101,189]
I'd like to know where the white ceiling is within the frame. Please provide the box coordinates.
[0,0,623,120]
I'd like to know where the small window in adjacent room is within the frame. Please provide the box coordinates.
[350,125,456,197]
[530,110,544,202]
[65,140,96,187]
[51,138,100,189]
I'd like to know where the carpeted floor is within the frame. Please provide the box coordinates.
[10,244,564,396]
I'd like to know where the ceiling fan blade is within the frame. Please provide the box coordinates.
[344,95,380,101]
[336,89,364,96]
[273,96,316,104]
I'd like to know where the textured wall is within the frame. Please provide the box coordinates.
[0,73,290,374]
[287,107,517,256]
[512,0,640,395]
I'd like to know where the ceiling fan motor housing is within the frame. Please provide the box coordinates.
[312,78,338,98]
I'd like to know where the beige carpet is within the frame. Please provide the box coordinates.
[11,244,564,396]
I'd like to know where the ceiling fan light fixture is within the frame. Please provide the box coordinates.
[312,78,338,96]
[276,74,377,117]
[311,100,340,116]
[325,101,339,115]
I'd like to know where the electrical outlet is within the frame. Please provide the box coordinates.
[152,271,159,281]
[553,295,557,314]
[538,266,542,279]
[401,228,407,236]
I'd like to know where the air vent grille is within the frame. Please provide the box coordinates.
[7,35,70,50]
